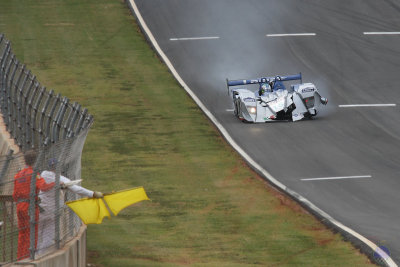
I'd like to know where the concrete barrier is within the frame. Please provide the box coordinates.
[6,225,87,267]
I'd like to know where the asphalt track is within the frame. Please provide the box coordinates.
[131,0,400,265]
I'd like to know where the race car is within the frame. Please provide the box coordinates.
[227,73,328,122]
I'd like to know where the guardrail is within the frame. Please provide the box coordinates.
[0,33,93,265]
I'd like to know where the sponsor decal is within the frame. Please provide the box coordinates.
[243,97,256,102]
[302,87,315,93]
[263,115,275,120]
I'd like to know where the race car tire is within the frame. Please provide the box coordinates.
[234,99,239,116]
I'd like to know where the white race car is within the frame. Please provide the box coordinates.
[227,73,328,122]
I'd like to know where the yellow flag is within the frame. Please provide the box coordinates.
[66,198,111,224]
[104,187,149,216]
[66,187,149,224]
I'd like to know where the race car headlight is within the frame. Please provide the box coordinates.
[247,106,257,114]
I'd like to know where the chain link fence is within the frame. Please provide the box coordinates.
[0,34,94,264]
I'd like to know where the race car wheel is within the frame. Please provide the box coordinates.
[234,99,241,117]
[303,112,314,119]
[234,100,239,116]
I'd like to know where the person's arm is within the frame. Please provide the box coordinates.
[36,176,55,192]
[69,185,103,198]
[60,176,94,198]
[68,184,94,197]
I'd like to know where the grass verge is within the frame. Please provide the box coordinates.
[0,0,376,266]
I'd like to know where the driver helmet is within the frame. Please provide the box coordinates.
[259,83,268,96]
[48,158,58,169]
[262,83,271,92]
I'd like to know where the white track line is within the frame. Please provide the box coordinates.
[127,1,397,266]
[170,36,219,41]
[339,104,396,108]
[364,32,400,35]
[301,175,372,181]
[226,109,234,112]
[266,33,316,37]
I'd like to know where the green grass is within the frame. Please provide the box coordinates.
[1,0,376,266]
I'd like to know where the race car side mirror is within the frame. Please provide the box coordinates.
[320,97,328,105]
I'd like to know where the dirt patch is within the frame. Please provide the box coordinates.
[217,164,240,187]
[317,238,335,246]
[247,168,309,215]
[87,250,105,267]
[242,176,256,185]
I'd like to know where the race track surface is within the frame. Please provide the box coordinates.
[134,0,400,264]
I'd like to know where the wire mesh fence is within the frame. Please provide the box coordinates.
[0,34,94,264]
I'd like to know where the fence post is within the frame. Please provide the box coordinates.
[38,90,52,144]
[20,74,35,150]
[3,54,15,127]
[7,59,19,136]
[53,97,69,143]
[66,104,81,138]
[0,42,11,112]
[74,108,88,137]
[29,145,47,260]
[0,42,10,111]
[82,114,93,132]
[25,81,39,150]
[16,67,29,147]
[62,102,76,140]
[48,93,60,144]
[54,139,70,250]
[54,161,61,251]
[30,87,45,148]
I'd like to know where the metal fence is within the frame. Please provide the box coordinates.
[0,33,94,264]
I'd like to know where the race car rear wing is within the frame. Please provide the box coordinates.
[226,73,302,87]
